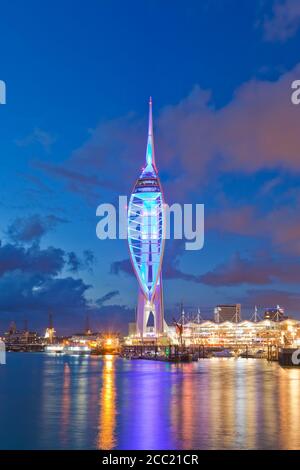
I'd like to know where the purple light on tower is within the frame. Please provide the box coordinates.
[127,98,166,337]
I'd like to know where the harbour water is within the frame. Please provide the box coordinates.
[0,353,300,450]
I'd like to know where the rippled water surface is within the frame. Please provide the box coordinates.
[0,353,300,449]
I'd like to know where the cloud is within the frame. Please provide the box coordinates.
[157,67,300,186]
[262,0,300,42]
[67,249,96,273]
[199,252,300,286]
[67,251,81,272]
[16,128,56,152]
[0,243,65,277]
[111,244,300,289]
[207,198,300,255]
[0,240,93,320]
[0,271,91,316]
[37,64,300,206]
[242,288,300,312]
[96,290,120,306]
[83,250,95,272]
[19,172,54,195]
[110,258,132,276]
[33,113,144,202]
[162,240,202,282]
[111,241,201,283]
[0,235,98,331]
[6,214,67,243]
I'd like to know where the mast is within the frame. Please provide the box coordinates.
[250,305,260,322]
[49,311,53,330]
[196,308,202,324]
[180,302,185,325]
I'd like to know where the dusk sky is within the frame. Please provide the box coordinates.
[1,0,300,333]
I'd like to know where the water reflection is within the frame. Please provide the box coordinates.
[278,367,300,449]
[60,362,71,446]
[1,355,300,449]
[98,355,116,449]
[117,360,174,449]
[169,359,300,449]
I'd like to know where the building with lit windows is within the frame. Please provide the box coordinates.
[179,318,300,349]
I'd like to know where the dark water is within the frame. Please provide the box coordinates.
[0,353,300,449]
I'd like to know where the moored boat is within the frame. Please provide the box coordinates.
[45,344,64,354]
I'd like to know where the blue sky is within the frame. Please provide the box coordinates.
[1,0,300,333]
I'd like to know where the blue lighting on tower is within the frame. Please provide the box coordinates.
[127,98,165,337]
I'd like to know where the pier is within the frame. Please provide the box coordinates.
[121,343,278,362]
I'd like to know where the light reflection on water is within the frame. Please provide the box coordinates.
[98,354,116,449]
[0,354,300,449]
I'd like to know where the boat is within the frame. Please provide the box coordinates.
[255,349,266,359]
[239,349,266,359]
[63,345,91,355]
[212,349,234,358]
[45,344,64,354]
[45,344,91,355]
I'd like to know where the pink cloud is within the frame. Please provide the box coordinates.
[200,251,300,286]
[40,64,300,199]
[243,288,300,315]
[207,198,300,255]
[157,64,300,182]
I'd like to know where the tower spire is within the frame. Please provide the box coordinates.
[146,97,157,170]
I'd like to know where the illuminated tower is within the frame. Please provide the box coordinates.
[128,98,165,337]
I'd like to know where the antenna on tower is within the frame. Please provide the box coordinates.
[145,96,157,171]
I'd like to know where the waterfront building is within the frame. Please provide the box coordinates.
[127,98,166,338]
[214,304,241,323]
[4,324,42,351]
[125,316,300,350]
[180,318,300,349]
